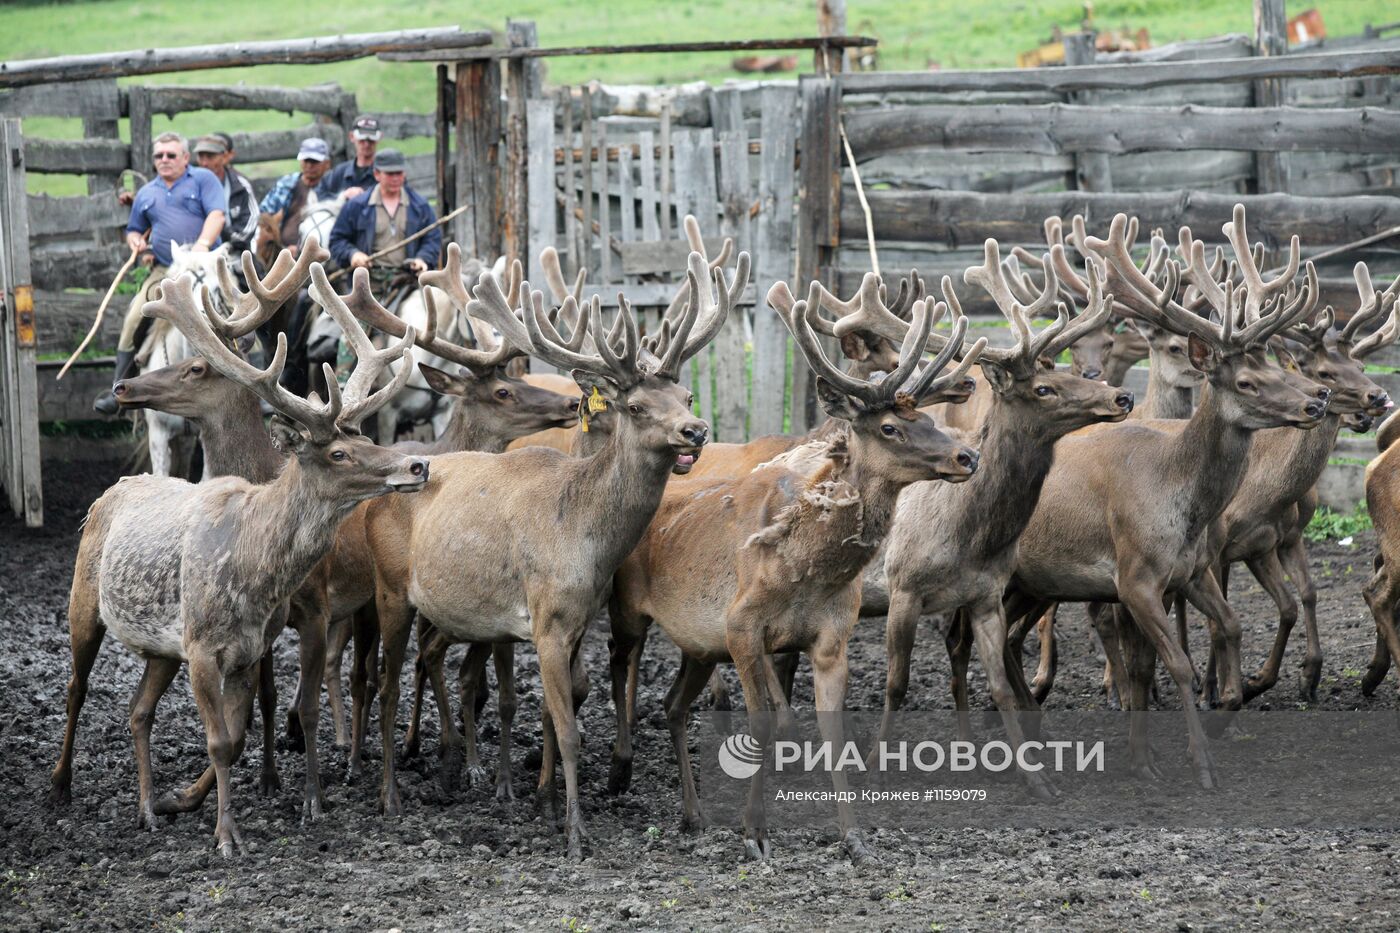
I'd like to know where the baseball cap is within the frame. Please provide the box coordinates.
[297,138,331,162]
[192,135,227,155]
[373,148,407,172]
[352,116,383,141]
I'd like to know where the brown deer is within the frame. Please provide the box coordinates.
[50,262,427,856]
[866,241,1132,798]
[361,248,747,859]
[609,278,983,861]
[1004,206,1327,787]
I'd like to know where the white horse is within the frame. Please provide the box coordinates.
[137,242,233,477]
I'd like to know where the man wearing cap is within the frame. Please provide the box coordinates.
[318,116,381,201]
[94,131,226,413]
[259,137,333,255]
[329,147,440,281]
[193,134,259,256]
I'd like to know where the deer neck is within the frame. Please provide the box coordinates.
[1169,383,1255,539]
[563,426,678,572]
[428,400,508,455]
[835,441,907,550]
[951,397,1060,557]
[197,393,283,484]
[1261,412,1341,503]
[1143,354,1195,420]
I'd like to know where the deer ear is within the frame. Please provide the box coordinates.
[814,376,863,421]
[1036,352,1057,371]
[418,361,468,397]
[839,333,870,362]
[1186,332,1218,373]
[570,369,623,403]
[268,414,308,454]
[980,361,1015,394]
[1273,344,1303,374]
[1125,319,1159,341]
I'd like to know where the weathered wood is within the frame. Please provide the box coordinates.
[581,94,595,279]
[638,129,659,241]
[753,84,797,437]
[1063,32,1112,193]
[360,110,436,139]
[577,282,756,307]
[507,20,543,98]
[0,27,492,88]
[526,99,557,290]
[36,359,117,423]
[0,79,120,119]
[617,147,636,252]
[34,289,122,354]
[715,121,751,441]
[26,192,127,238]
[837,46,1400,95]
[619,238,731,276]
[127,85,152,193]
[0,119,43,525]
[29,243,126,291]
[672,127,719,423]
[435,65,453,231]
[559,89,579,279]
[840,189,1400,248]
[453,60,502,259]
[23,137,128,175]
[845,103,1400,160]
[597,120,611,285]
[382,35,876,62]
[504,58,529,267]
[658,103,672,239]
[145,83,344,116]
[794,75,839,431]
[1254,0,1292,194]
[226,123,346,165]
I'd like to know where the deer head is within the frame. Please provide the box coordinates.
[770,277,984,485]
[1080,205,1329,431]
[112,353,250,419]
[144,245,430,501]
[806,270,930,380]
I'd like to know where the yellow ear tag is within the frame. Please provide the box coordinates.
[580,411,590,433]
[587,386,608,414]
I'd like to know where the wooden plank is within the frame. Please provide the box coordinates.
[715,122,750,441]
[526,98,557,376]
[507,20,543,98]
[1254,0,1291,194]
[231,122,345,165]
[26,192,127,237]
[619,238,731,275]
[23,137,128,174]
[1063,32,1112,193]
[752,84,797,437]
[845,103,1400,161]
[839,189,1400,247]
[29,243,125,291]
[0,79,119,118]
[837,46,1400,95]
[794,75,838,431]
[382,35,877,62]
[597,120,611,284]
[359,110,436,139]
[638,130,659,241]
[0,27,492,88]
[145,83,345,116]
[127,85,151,196]
[36,360,118,423]
[658,103,671,239]
[559,89,579,279]
[581,94,594,279]
[1,119,42,525]
[672,127,719,422]
[617,147,636,252]
[504,56,529,267]
[434,65,453,232]
[453,60,501,259]
[34,289,121,354]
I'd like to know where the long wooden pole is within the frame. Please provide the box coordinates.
[326,202,470,282]
[56,246,138,381]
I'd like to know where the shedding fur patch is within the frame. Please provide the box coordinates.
[744,433,864,557]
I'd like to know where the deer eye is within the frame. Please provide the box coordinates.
[881,423,898,436]
[1237,380,1255,391]
[629,404,642,415]
[1169,346,1183,355]
[1034,385,1053,397]
[495,388,511,399]
[189,364,204,375]
[330,450,348,462]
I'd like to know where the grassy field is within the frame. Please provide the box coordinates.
[4,0,1396,195]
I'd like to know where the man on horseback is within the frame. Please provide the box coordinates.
[259,137,333,257]
[94,132,226,415]
[193,134,259,257]
[317,115,381,201]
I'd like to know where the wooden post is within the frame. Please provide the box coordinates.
[752,84,797,438]
[559,89,579,278]
[658,102,672,240]
[638,129,659,241]
[817,0,848,72]
[1254,0,1291,194]
[434,64,454,227]
[673,127,719,424]
[1063,32,1112,193]
[453,59,501,258]
[0,119,42,525]
[507,20,542,97]
[794,75,839,431]
[597,119,611,285]
[128,85,152,193]
[715,97,750,441]
[527,97,557,374]
[580,94,594,279]
[503,20,539,267]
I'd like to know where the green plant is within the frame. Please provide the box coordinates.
[1304,503,1372,542]
[116,264,150,297]
[559,917,590,932]
[886,883,913,901]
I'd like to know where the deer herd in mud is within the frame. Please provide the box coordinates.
[42,203,1400,863]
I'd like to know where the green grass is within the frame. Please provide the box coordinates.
[7,0,1396,196]
[1305,502,1372,543]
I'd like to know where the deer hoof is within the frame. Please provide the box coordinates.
[47,779,71,808]
[680,809,709,834]
[495,775,515,802]
[535,786,560,823]
[1300,662,1322,702]
[259,768,282,798]
[285,710,305,754]
[844,830,877,866]
[302,792,325,825]
[379,784,404,819]
[402,731,421,760]
[606,755,634,796]
[742,832,771,862]
[154,789,198,816]
[466,764,490,787]
[136,803,159,832]
[438,747,463,794]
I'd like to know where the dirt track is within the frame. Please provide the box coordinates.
[3,460,1399,930]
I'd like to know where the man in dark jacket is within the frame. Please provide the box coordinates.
[317,115,381,201]
[328,148,440,276]
[193,134,259,255]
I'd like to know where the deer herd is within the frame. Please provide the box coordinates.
[44,204,1400,864]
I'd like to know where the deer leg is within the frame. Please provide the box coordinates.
[871,585,923,758]
[534,622,589,861]
[1119,580,1218,790]
[969,599,1056,801]
[374,589,415,818]
[257,650,282,795]
[607,614,646,796]
[421,631,464,794]
[323,615,352,748]
[493,642,517,801]
[946,610,974,744]
[1241,551,1299,703]
[402,616,436,760]
[49,590,104,807]
[1278,537,1323,701]
[809,621,875,865]
[664,655,717,833]
[1362,565,1400,697]
[1118,612,1164,780]
[1174,592,1199,696]
[627,628,650,732]
[728,621,779,862]
[1181,570,1244,721]
[1031,605,1059,704]
[457,642,492,787]
[290,601,328,822]
[347,604,379,783]
[187,651,245,858]
[128,657,181,830]
[775,652,800,703]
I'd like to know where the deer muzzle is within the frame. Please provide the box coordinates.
[388,457,430,491]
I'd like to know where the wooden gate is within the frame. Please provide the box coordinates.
[0,117,43,526]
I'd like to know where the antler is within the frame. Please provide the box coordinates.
[209,237,329,340]
[652,248,749,380]
[807,272,966,359]
[1346,264,1400,359]
[648,215,738,350]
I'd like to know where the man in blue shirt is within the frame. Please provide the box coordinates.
[96,132,226,414]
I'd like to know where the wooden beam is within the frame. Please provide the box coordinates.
[1254,0,1291,194]
[29,243,126,291]
[0,119,43,525]
[752,84,797,438]
[0,27,492,88]
[1063,32,1112,193]
[23,137,128,174]
[0,79,120,119]
[226,123,345,165]
[381,35,877,62]
[26,192,128,237]
[453,60,501,257]
[145,83,345,116]
[794,74,839,432]
[844,103,1400,160]
[840,189,1400,248]
[837,46,1400,95]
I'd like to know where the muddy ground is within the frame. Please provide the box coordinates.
[3,460,1400,931]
